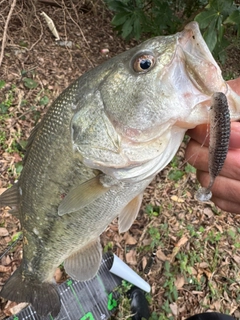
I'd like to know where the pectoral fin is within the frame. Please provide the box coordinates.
[118,193,143,233]
[58,176,109,216]
[64,238,102,281]
[0,184,19,217]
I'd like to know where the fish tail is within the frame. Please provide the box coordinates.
[0,265,61,317]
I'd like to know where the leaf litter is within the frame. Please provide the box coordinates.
[0,1,240,319]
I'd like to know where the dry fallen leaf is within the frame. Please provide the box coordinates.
[174,274,185,289]
[198,262,209,269]
[175,235,189,247]
[170,302,178,316]
[169,235,188,261]
[156,249,169,261]
[171,195,184,203]
[125,249,137,266]
[54,267,63,283]
[233,255,240,264]
[0,265,11,272]
[123,232,137,245]
[0,227,9,236]
[0,188,7,195]
[203,207,214,218]
[9,303,29,315]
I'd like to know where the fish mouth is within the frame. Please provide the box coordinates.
[177,21,227,96]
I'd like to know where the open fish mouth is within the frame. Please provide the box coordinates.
[177,21,227,96]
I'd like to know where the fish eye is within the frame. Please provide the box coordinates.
[133,54,155,73]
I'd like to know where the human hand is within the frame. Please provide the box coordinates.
[185,78,240,214]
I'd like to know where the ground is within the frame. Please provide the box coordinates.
[0,1,240,319]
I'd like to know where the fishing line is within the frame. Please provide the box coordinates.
[172,109,212,206]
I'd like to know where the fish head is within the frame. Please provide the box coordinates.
[72,22,240,181]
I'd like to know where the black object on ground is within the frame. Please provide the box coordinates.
[128,286,150,320]
[187,312,235,320]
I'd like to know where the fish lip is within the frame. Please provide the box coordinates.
[177,21,217,67]
[177,21,226,95]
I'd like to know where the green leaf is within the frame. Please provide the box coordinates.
[133,17,141,40]
[217,15,224,42]
[23,77,38,89]
[203,18,218,52]
[19,139,28,149]
[112,12,128,26]
[105,0,131,12]
[168,169,184,181]
[209,0,233,14]
[15,162,23,174]
[121,17,133,39]
[0,102,8,113]
[39,95,49,106]
[9,231,22,244]
[194,8,218,29]
[184,163,196,174]
[224,9,240,25]
[0,80,6,89]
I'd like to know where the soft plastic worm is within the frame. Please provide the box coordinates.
[195,92,231,202]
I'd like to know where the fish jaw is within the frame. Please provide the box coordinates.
[157,21,240,129]
[177,21,226,96]
[72,21,240,182]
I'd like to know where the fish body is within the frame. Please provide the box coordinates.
[196,92,231,201]
[0,22,240,316]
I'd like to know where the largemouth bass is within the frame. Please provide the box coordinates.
[0,22,240,317]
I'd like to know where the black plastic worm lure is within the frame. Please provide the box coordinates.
[195,92,231,202]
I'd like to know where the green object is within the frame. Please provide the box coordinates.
[6,253,121,320]
[80,312,95,320]
[107,292,118,310]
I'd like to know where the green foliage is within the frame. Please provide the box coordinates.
[145,204,160,218]
[194,0,240,62]
[39,95,50,106]
[168,169,184,181]
[148,226,162,248]
[105,0,240,62]
[0,80,6,89]
[23,77,38,89]
[163,261,178,302]
[9,231,23,245]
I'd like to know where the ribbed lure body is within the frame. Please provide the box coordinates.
[196,92,231,202]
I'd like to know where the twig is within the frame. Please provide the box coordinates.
[0,0,17,67]
[28,0,44,51]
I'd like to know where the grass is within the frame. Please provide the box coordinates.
[0,76,51,182]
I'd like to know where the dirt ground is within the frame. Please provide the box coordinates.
[0,1,240,319]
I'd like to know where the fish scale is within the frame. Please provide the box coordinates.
[1,21,240,317]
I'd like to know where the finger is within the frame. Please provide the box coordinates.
[196,170,240,204]
[227,78,240,95]
[187,124,209,147]
[187,122,240,148]
[185,141,240,180]
[185,140,209,171]
[211,196,240,214]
